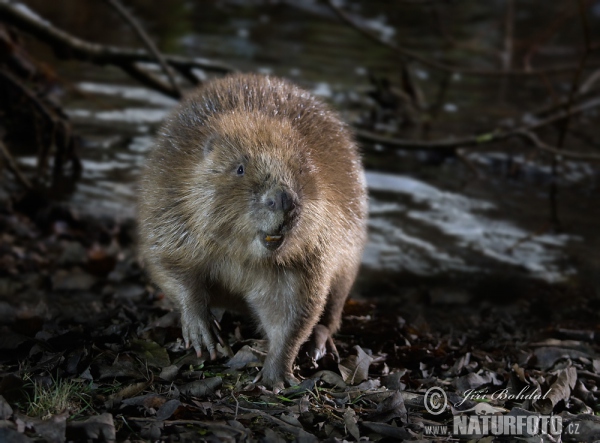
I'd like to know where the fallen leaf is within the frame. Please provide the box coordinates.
[51,269,96,291]
[362,421,413,439]
[368,390,407,423]
[0,428,33,443]
[560,411,600,443]
[226,345,265,370]
[280,378,316,399]
[338,346,373,385]
[0,395,14,420]
[181,377,222,397]
[121,394,166,409]
[97,359,144,380]
[66,413,116,442]
[15,412,68,443]
[262,427,286,443]
[156,399,182,421]
[108,381,152,407]
[381,370,406,390]
[313,370,346,389]
[139,422,162,440]
[454,371,501,393]
[159,365,179,381]
[343,407,360,440]
[534,366,577,414]
[533,347,590,371]
[130,339,170,368]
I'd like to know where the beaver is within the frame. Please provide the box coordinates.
[138,73,367,390]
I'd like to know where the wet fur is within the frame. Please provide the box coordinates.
[138,73,367,388]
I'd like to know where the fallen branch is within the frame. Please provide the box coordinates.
[326,0,600,78]
[0,139,32,189]
[0,67,62,177]
[0,1,235,96]
[120,61,180,98]
[356,96,600,162]
[102,0,182,98]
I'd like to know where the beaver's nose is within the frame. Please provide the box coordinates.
[265,189,296,214]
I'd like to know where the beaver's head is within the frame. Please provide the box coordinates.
[185,111,320,261]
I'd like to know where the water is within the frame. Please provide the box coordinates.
[13,0,600,285]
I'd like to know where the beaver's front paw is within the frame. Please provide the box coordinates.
[306,324,339,362]
[253,368,299,393]
[181,310,221,360]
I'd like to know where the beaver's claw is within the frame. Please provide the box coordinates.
[253,369,299,393]
[306,324,339,362]
[181,311,222,360]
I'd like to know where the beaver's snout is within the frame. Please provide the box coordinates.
[260,186,299,251]
[264,188,296,215]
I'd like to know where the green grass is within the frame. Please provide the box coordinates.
[24,376,92,419]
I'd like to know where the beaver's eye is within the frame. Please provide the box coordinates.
[236,165,245,176]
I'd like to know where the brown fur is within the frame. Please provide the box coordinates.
[138,73,367,389]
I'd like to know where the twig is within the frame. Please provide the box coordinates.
[502,0,515,72]
[0,68,57,126]
[522,2,576,71]
[0,139,33,189]
[355,96,600,161]
[568,128,600,148]
[421,72,450,139]
[549,0,594,227]
[0,67,63,178]
[101,0,181,98]
[455,148,485,180]
[429,2,497,59]
[326,0,600,78]
[579,68,600,94]
[120,62,180,98]
[0,2,234,95]
[518,131,600,161]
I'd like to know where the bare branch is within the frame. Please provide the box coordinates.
[356,96,600,162]
[326,0,600,78]
[523,2,576,71]
[0,1,235,95]
[547,0,595,225]
[101,0,182,98]
[0,66,61,177]
[0,139,33,190]
[517,131,600,162]
[120,62,180,99]
[579,68,600,94]
[501,0,515,72]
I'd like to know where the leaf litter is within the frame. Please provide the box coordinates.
[0,200,599,441]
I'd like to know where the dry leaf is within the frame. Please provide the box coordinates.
[338,346,373,385]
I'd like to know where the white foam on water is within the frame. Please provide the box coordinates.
[77,82,178,107]
[67,108,169,124]
[365,171,577,281]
